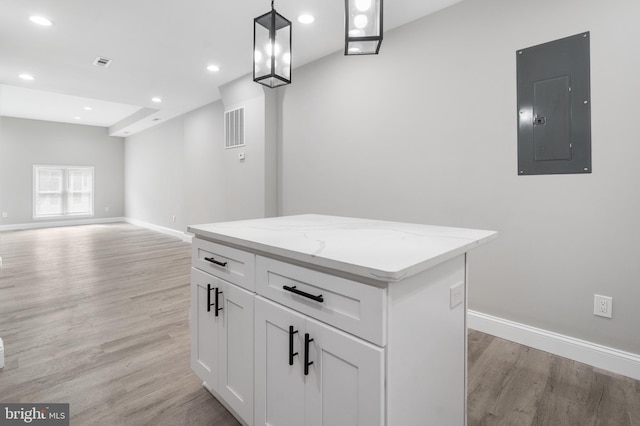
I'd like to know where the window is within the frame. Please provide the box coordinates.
[33,166,94,218]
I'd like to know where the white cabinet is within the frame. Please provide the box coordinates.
[255,256,386,345]
[254,296,384,426]
[254,296,306,426]
[192,237,255,291]
[189,214,497,426]
[191,267,254,425]
[191,268,219,387]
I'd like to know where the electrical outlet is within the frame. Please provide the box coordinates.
[594,294,612,318]
[172,215,176,223]
[450,282,464,309]
[1,212,7,218]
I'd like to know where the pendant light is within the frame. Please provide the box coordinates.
[345,0,383,55]
[254,0,292,88]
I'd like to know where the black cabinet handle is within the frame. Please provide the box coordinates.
[207,284,214,312]
[289,326,299,366]
[304,333,314,376]
[215,287,223,317]
[283,285,324,303]
[204,256,228,267]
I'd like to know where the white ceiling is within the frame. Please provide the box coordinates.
[0,0,463,137]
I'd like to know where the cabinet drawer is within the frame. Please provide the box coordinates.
[256,256,386,346]
[192,238,255,291]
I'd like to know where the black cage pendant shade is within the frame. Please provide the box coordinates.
[345,0,383,55]
[254,0,292,88]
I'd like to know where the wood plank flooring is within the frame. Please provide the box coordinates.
[0,224,237,425]
[1,224,638,425]
[468,330,640,425]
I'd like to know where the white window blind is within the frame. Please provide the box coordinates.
[33,166,94,218]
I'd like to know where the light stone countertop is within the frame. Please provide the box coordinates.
[188,214,497,283]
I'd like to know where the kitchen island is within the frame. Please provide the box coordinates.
[188,214,496,426]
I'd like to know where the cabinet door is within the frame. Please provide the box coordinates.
[218,279,255,425]
[191,268,220,388]
[305,317,385,426]
[255,297,306,426]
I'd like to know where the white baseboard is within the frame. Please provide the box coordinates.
[0,217,126,232]
[124,217,192,242]
[468,310,640,381]
[0,216,193,243]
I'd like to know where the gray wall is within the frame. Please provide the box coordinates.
[278,0,640,354]
[183,101,227,226]
[219,77,277,220]
[124,115,188,230]
[124,77,276,231]
[0,116,124,225]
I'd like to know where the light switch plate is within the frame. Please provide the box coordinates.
[450,282,464,309]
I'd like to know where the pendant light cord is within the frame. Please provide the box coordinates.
[271,0,274,10]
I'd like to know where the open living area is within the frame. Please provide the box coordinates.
[1,0,639,425]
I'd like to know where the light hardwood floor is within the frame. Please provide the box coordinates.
[0,224,237,425]
[0,224,638,425]
[467,331,640,425]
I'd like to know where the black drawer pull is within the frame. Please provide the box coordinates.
[215,287,223,317]
[283,285,324,303]
[204,256,228,267]
[304,333,314,376]
[207,284,214,312]
[289,326,299,366]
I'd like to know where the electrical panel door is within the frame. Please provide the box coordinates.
[517,32,591,175]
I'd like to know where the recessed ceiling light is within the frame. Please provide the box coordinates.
[19,73,35,80]
[29,16,53,26]
[84,106,92,111]
[74,116,81,120]
[151,97,162,103]
[207,64,220,72]
[298,14,315,24]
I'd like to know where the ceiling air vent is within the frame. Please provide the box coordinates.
[93,56,112,68]
[225,107,245,149]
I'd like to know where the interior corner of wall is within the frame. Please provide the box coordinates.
[219,73,266,109]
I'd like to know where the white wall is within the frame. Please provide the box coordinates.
[278,0,640,354]
[0,116,124,225]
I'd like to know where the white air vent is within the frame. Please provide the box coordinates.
[93,56,112,68]
[225,107,245,149]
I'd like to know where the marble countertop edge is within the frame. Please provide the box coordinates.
[187,217,497,283]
